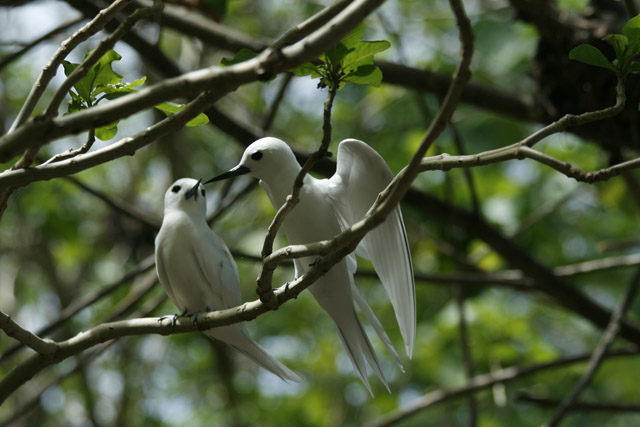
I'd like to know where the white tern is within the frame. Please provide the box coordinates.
[206,138,415,394]
[155,177,301,383]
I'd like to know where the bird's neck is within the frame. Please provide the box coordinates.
[264,164,305,205]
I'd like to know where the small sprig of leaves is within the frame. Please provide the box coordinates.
[569,14,640,76]
[63,49,209,141]
[292,25,390,89]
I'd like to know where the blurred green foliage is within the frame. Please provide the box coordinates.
[1,0,640,426]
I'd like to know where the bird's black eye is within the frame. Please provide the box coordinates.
[171,185,181,193]
[201,189,205,197]
[251,151,263,161]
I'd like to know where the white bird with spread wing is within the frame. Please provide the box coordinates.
[155,177,301,383]
[206,138,415,394]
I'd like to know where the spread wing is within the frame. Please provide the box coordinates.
[325,139,416,358]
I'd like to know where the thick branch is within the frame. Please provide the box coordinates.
[0,311,57,356]
[0,0,385,162]
[8,0,134,133]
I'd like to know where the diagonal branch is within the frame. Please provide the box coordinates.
[546,266,640,426]
[369,346,640,427]
[0,311,57,356]
[0,0,386,163]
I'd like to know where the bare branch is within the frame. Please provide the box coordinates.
[0,311,57,356]
[0,255,155,363]
[546,267,640,426]
[0,0,386,163]
[0,17,84,72]
[518,394,640,413]
[369,346,640,427]
[255,78,338,306]
[43,0,163,119]
[8,0,134,133]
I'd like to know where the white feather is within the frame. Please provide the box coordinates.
[219,137,416,392]
[155,178,301,383]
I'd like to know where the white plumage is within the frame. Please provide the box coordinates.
[155,177,301,383]
[207,138,415,394]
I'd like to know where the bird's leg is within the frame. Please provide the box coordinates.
[159,308,190,328]
[185,309,203,326]
[308,257,322,268]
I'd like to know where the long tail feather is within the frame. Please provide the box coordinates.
[205,327,302,383]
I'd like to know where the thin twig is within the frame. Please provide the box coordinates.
[262,72,293,131]
[546,266,640,426]
[518,394,640,413]
[43,0,163,119]
[455,286,478,426]
[368,346,640,427]
[0,255,155,363]
[0,17,85,72]
[41,129,97,165]
[255,79,338,306]
[8,0,133,133]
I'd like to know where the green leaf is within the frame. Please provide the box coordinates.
[603,34,629,61]
[343,64,383,86]
[102,77,147,100]
[154,102,210,126]
[203,0,227,17]
[91,50,123,95]
[569,44,613,70]
[95,120,119,140]
[220,48,257,66]
[62,60,78,77]
[629,62,640,73]
[623,14,640,56]
[342,40,391,73]
[339,24,366,50]
[292,63,323,78]
[323,42,352,69]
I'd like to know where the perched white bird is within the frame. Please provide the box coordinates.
[206,138,415,394]
[155,177,301,383]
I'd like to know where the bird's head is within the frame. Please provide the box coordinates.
[163,178,206,214]
[205,137,299,184]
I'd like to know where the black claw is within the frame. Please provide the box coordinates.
[309,257,321,268]
[159,313,180,329]
[188,311,200,325]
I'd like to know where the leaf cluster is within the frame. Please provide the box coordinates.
[569,14,640,75]
[292,25,390,89]
[63,49,209,140]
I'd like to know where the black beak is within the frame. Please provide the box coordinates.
[205,165,251,184]
[185,178,202,200]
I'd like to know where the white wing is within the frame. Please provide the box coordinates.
[326,139,416,358]
[192,227,243,309]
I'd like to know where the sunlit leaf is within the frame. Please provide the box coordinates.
[95,120,119,140]
[154,102,210,126]
[341,40,390,73]
[92,49,123,93]
[343,64,383,86]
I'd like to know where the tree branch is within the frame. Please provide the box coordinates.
[0,0,386,162]
[369,346,640,427]
[8,0,134,133]
[0,311,57,356]
[546,266,640,426]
